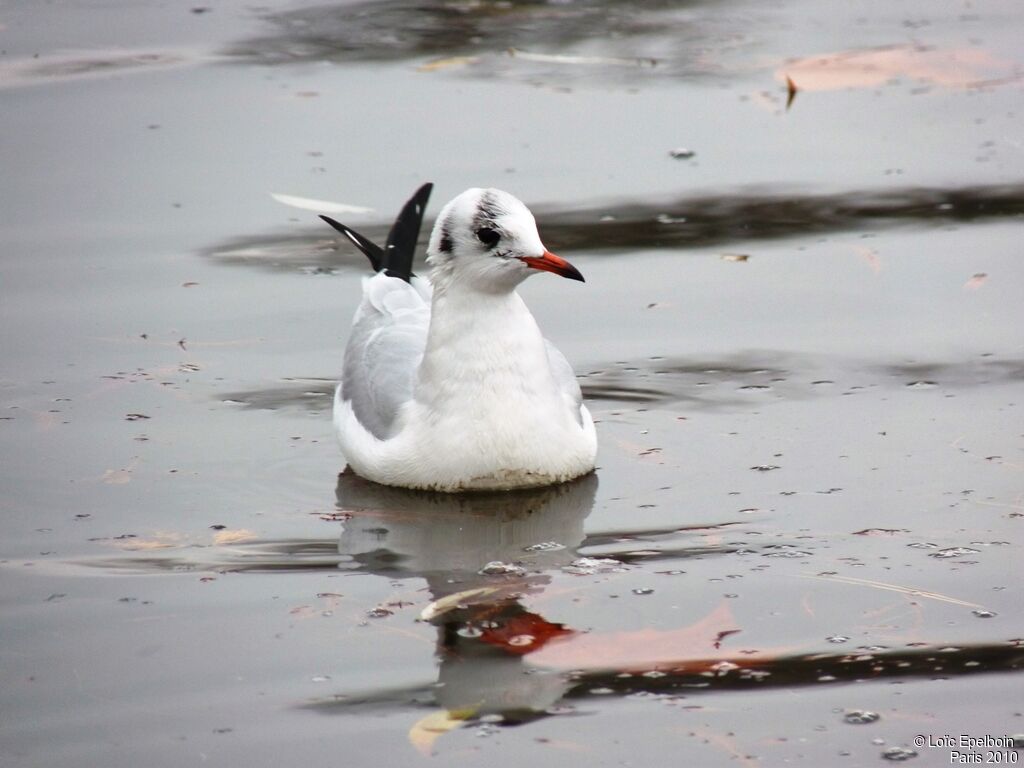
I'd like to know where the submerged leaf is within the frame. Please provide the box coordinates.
[408,708,475,756]
[528,601,745,670]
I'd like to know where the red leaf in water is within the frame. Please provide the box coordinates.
[527,601,747,671]
[964,272,988,290]
[478,611,577,656]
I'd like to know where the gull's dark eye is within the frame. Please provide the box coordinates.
[475,227,501,248]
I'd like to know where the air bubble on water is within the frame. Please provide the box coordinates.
[457,625,483,638]
[508,634,535,647]
[972,609,997,618]
[709,661,739,676]
[589,687,614,695]
[311,675,331,683]
[479,713,504,724]
[479,561,526,576]
[633,588,654,595]
[881,746,918,761]
[762,547,813,558]
[905,380,936,389]
[843,709,880,724]
[366,607,392,618]
[656,213,688,224]
[564,557,623,575]
[642,670,667,678]
[523,541,565,552]
[827,635,850,644]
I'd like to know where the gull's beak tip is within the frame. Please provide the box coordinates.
[520,250,585,283]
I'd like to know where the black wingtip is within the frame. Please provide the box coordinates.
[320,215,385,272]
[382,182,434,283]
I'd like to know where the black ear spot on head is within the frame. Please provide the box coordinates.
[439,226,454,254]
[475,227,500,248]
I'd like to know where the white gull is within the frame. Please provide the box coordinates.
[320,184,597,492]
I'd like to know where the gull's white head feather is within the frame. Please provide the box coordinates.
[427,188,547,292]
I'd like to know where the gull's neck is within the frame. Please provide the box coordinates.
[415,276,551,408]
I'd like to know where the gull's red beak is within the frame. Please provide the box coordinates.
[518,250,585,282]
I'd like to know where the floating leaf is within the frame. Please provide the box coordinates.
[270,192,374,216]
[419,586,503,621]
[777,45,1017,92]
[417,56,479,72]
[102,467,133,485]
[212,528,257,545]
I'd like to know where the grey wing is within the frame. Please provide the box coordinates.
[544,338,585,427]
[341,279,429,439]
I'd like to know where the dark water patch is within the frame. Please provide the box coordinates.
[577,521,746,563]
[205,183,1024,274]
[585,353,1024,407]
[221,379,335,411]
[224,0,718,76]
[74,473,599,576]
[562,642,1024,697]
[80,539,351,575]
[70,474,754,576]
[217,353,1024,413]
[300,640,1024,721]
[878,359,1024,387]
[581,353,791,408]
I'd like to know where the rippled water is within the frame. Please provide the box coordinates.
[2,0,1022,765]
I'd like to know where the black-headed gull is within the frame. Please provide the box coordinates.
[321,184,597,492]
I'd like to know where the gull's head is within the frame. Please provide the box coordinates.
[427,188,583,292]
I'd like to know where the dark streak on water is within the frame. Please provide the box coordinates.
[300,641,1024,720]
[220,354,1024,412]
[225,0,715,70]
[204,183,1024,273]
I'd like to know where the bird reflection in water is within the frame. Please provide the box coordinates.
[334,470,598,723]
